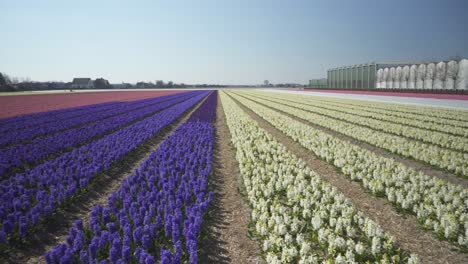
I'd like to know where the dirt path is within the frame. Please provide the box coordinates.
[1,95,209,264]
[199,95,264,264]
[229,93,468,264]
[238,92,468,188]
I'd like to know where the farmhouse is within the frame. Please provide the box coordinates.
[71,78,94,89]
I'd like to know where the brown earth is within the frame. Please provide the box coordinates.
[199,94,264,264]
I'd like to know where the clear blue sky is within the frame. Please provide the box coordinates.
[1,0,467,84]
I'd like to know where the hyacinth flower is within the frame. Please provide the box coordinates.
[0,92,208,246]
[0,101,123,138]
[0,92,191,148]
[0,92,200,177]
[45,92,217,263]
[232,92,468,250]
[219,92,422,263]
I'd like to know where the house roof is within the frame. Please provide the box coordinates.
[72,78,92,84]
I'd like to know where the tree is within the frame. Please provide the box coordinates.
[156,80,164,88]
[167,81,173,88]
[0,73,16,92]
[0,73,6,86]
[0,72,11,85]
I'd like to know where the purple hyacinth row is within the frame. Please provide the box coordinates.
[0,94,177,133]
[45,91,217,264]
[0,92,199,177]
[187,90,217,123]
[0,101,123,134]
[0,91,209,244]
[0,92,194,147]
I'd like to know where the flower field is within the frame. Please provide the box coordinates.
[0,91,185,119]
[0,90,467,263]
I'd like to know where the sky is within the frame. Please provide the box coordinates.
[1,0,468,85]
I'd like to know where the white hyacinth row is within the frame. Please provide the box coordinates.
[252,91,468,137]
[247,92,468,152]
[230,92,468,250]
[376,59,468,90]
[293,92,468,124]
[220,92,419,263]
[238,93,468,178]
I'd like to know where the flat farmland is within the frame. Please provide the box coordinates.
[0,90,186,119]
[0,90,467,264]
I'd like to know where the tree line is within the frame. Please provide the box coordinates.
[0,72,17,92]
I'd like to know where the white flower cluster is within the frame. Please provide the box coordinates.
[296,91,468,125]
[238,92,468,178]
[229,92,468,250]
[261,93,468,152]
[359,100,468,125]
[220,92,418,263]
[292,95,467,138]
[255,92,468,148]
[255,91,468,134]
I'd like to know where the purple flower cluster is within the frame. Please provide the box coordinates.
[187,91,217,123]
[0,91,209,244]
[0,101,121,134]
[0,92,193,147]
[45,91,217,264]
[0,103,121,146]
[0,92,200,177]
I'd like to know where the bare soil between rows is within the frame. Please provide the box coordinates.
[1,95,209,264]
[199,95,264,264]
[228,92,468,264]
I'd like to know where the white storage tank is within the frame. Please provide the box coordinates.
[401,65,410,89]
[409,65,418,89]
[445,60,458,89]
[395,67,402,89]
[456,59,468,90]
[416,64,426,89]
[424,63,435,89]
[388,67,395,88]
[376,69,383,89]
[382,68,389,89]
[434,61,446,89]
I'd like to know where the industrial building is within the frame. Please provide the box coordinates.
[326,59,468,90]
[327,62,414,89]
[308,78,327,88]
